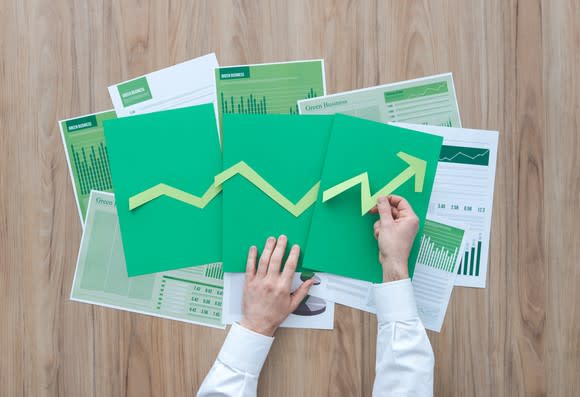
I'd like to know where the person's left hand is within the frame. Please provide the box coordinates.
[240,235,314,336]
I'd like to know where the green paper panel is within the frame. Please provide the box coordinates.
[303,115,443,283]
[221,114,334,272]
[104,104,222,276]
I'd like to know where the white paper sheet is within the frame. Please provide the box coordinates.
[393,123,499,288]
[108,53,219,121]
[298,73,461,128]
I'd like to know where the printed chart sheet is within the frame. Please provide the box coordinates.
[71,191,225,328]
[298,73,460,127]
[394,123,498,288]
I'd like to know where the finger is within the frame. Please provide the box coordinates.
[369,205,378,214]
[268,235,287,275]
[290,280,314,312]
[391,206,399,219]
[377,196,394,224]
[388,195,416,218]
[281,244,300,283]
[257,237,276,278]
[373,221,380,239]
[245,245,257,280]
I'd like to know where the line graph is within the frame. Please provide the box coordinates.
[384,81,448,103]
[214,161,319,217]
[129,151,428,216]
[128,182,222,210]
[439,145,490,166]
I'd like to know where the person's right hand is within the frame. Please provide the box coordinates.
[240,236,314,336]
[370,195,419,283]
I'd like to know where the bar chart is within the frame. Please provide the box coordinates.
[457,236,483,276]
[204,263,224,280]
[417,220,464,272]
[70,142,112,195]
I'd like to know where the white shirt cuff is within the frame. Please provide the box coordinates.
[374,278,419,323]
[217,322,274,376]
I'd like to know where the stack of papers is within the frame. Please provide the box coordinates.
[59,54,498,332]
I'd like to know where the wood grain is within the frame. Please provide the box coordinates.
[1,0,578,395]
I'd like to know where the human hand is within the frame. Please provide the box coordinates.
[370,195,419,283]
[240,235,314,336]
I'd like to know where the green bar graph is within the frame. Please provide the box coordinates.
[70,142,112,195]
[416,220,464,272]
[458,238,483,276]
[60,110,117,220]
[204,263,224,280]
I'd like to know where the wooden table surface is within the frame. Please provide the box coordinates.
[1,1,578,395]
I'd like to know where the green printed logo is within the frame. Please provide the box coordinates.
[65,115,98,132]
[118,77,152,107]
[219,66,250,80]
[384,81,448,103]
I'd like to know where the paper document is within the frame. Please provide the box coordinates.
[215,60,326,128]
[411,217,466,331]
[108,53,219,119]
[394,123,498,288]
[298,73,461,128]
[222,273,334,329]
[59,110,117,223]
[70,191,225,328]
[310,273,376,314]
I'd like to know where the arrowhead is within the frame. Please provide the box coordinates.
[396,152,426,192]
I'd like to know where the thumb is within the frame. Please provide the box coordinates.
[290,280,314,312]
[377,196,393,224]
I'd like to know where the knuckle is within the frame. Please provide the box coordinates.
[411,216,419,228]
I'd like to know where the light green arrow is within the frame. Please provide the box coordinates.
[322,151,427,215]
[215,161,319,217]
[129,183,222,210]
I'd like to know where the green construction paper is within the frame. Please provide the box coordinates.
[303,115,443,283]
[104,104,222,276]
[221,114,334,272]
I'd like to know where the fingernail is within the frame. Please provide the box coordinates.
[378,196,386,204]
[279,235,287,241]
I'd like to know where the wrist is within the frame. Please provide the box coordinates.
[240,318,277,337]
[380,261,409,283]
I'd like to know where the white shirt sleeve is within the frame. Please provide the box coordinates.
[199,279,433,396]
[373,278,434,396]
[197,322,274,397]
